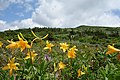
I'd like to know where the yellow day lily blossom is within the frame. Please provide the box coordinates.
[60,42,69,52]
[44,40,54,52]
[67,49,76,58]
[58,61,66,70]
[0,41,3,48]
[24,51,38,63]
[2,57,19,76]
[78,69,85,77]
[6,40,19,49]
[67,46,77,59]
[106,45,120,54]
[17,35,31,52]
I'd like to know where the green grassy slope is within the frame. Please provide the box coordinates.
[0,25,120,47]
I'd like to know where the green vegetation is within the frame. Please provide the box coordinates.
[1,26,120,45]
[0,25,120,80]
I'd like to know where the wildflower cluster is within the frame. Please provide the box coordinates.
[1,30,120,80]
[1,32,48,77]
[6,34,31,52]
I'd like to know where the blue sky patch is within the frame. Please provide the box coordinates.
[112,9,120,17]
[0,0,37,22]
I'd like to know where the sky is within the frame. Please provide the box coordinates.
[0,0,120,31]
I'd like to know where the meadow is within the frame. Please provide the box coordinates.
[0,26,120,80]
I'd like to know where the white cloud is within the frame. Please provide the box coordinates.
[0,20,8,31]
[1,0,120,31]
[0,20,19,31]
[0,19,43,31]
[85,13,120,27]
[10,18,43,29]
[32,0,64,27]
[32,0,120,27]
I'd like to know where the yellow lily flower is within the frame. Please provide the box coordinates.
[58,61,66,70]
[17,35,31,52]
[60,42,69,52]
[106,45,120,54]
[2,57,19,76]
[67,46,77,58]
[67,49,76,58]
[6,40,18,49]
[78,69,85,77]
[24,51,38,63]
[44,40,54,52]
[0,41,3,48]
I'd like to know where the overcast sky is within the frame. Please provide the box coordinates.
[0,0,120,31]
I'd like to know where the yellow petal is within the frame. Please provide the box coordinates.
[82,65,87,72]
[78,69,85,77]
[10,69,13,76]
[31,30,38,38]
[6,42,18,49]
[2,65,9,70]
[31,57,34,63]
[106,45,120,54]
[24,56,30,59]
[0,41,3,47]
[41,34,48,39]
[7,39,14,43]
[44,47,49,50]
[26,44,31,48]
[108,45,120,51]
[81,71,85,75]
[33,53,38,57]
[9,57,15,63]
[20,47,25,52]
[18,35,22,41]
[20,33,26,40]
[15,63,20,65]
[70,46,78,51]
[46,40,49,44]
[58,61,66,70]
[63,49,66,53]
[31,38,38,47]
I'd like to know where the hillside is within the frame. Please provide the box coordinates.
[0,25,120,47]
